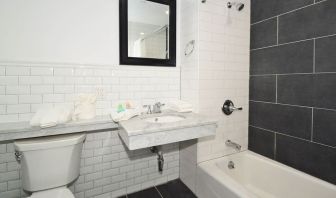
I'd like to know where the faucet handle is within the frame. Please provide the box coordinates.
[152,102,165,113]
[154,102,165,107]
[143,105,152,114]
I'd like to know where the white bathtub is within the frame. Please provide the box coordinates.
[196,151,336,198]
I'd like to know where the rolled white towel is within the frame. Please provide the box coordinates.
[39,109,58,128]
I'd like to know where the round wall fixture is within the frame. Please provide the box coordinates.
[222,100,243,115]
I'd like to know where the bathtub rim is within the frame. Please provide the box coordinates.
[197,150,336,191]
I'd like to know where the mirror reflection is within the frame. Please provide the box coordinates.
[128,0,169,59]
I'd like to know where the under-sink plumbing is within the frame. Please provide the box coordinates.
[150,146,164,172]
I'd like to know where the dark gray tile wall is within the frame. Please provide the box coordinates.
[250,0,336,185]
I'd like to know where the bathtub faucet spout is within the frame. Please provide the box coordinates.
[225,140,241,151]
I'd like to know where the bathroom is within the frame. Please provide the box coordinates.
[0,0,335,197]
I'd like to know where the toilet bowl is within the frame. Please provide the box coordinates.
[14,133,86,198]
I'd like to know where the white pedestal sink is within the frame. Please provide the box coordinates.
[118,112,217,150]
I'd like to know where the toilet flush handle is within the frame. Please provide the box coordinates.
[14,151,22,163]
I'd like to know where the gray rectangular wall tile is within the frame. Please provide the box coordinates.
[279,1,336,43]
[251,18,277,49]
[250,102,312,140]
[276,134,336,184]
[313,109,336,147]
[250,0,336,186]
[313,74,336,110]
[250,75,276,102]
[315,35,336,72]
[251,41,313,75]
[248,126,275,159]
[251,0,314,23]
[277,74,313,106]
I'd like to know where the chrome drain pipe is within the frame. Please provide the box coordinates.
[150,146,164,173]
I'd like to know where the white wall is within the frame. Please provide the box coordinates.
[0,0,181,123]
[0,0,118,65]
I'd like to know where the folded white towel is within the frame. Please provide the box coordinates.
[39,109,58,128]
[30,107,52,127]
[30,105,73,128]
[55,105,73,124]
[167,100,193,112]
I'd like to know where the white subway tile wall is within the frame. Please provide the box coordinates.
[197,0,250,162]
[0,131,180,198]
[180,0,250,193]
[0,63,180,198]
[0,64,180,123]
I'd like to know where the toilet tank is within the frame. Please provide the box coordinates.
[14,133,86,192]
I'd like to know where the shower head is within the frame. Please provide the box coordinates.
[227,2,245,11]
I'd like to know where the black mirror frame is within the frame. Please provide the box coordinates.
[119,0,176,67]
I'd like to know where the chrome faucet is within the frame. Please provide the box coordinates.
[152,102,165,113]
[143,102,165,114]
[225,140,241,151]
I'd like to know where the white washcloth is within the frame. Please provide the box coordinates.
[110,109,140,122]
[167,100,193,112]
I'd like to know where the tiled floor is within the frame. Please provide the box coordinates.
[118,179,197,198]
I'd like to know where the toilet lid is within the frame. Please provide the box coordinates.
[29,187,74,198]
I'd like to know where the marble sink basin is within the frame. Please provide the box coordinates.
[118,112,218,150]
[142,114,186,123]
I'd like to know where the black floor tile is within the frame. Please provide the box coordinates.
[156,179,197,198]
[127,187,162,198]
[117,196,127,198]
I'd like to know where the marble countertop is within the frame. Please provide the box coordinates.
[0,116,119,142]
[119,112,218,136]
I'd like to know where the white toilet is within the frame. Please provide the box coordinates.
[14,133,86,198]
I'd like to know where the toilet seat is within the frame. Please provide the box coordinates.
[29,187,74,198]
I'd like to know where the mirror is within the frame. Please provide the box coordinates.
[120,0,176,66]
